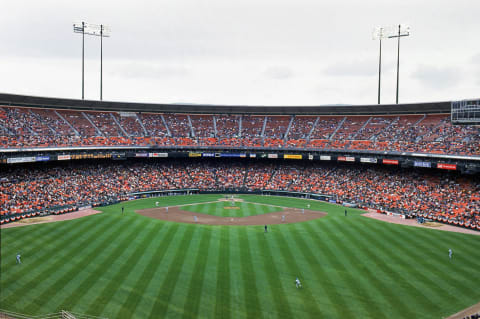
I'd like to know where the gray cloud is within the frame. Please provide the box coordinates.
[264,66,294,80]
[109,62,190,79]
[411,65,460,90]
[323,60,377,77]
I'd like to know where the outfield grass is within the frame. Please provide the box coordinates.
[1,194,479,319]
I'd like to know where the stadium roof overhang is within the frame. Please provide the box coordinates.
[0,92,451,115]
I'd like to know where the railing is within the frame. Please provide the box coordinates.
[0,309,107,319]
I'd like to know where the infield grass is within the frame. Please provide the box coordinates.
[1,194,480,319]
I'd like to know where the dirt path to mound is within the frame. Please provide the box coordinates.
[137,206,326,225]
[362,212,480,236]
[0,209,102,229]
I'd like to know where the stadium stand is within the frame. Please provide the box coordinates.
[1,160,478,230]
[2,106,478,155]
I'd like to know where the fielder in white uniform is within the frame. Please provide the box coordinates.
[295,277,302,288]
[16,253,21,264]
[449,248,452,259]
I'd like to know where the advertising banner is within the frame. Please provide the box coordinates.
[413,161,431,168]
[188,152,202,157]
[57,155,71,161]
[437,163,457,170]
[360,157,377,163]
[383,159,399,165]
[7,157,36,164]
[320,155,331,161]
[267,154,278,159]
[149,153,168,158]
[284,154,302,159]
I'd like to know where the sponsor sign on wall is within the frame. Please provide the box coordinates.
[202,153,216,157]
[382,159,399,165]
[267,154,278,159]
[360,157,378,163]
[188,152,202,157]
[149,153,168,158]
[284,154,302,159]
[345,156,355,162]
[413,161,431,168]
[57,155,71,161]
[337,156,346,162]
[308,154,314,160]
[135,153,149,158]
[320,155,331,161]
[35,156,50,162]
[7,157,36,164]
[437,163,457,170]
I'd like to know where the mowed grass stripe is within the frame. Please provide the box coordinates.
[1,215,102,276]
[251,231,294,318]
[300,221,359,318]
[317,218,389,318]
[360,219,477,301]
[389,223,480,273]
[163,225,212,318]
[180,226,213,319]
[82,218,152,316]
[288,222,356,318]
[91,221,165,318]
[330,217,438,316]
[237,227,263,319]
[326,218,418,318]
[23,216,138,314]
[357,218,475,300]
[55,219,162,313]
[0,215,111,308]
[214,227,231,319]
[268,228,323,318]
[148,225,197,318]
[120,223,181,319]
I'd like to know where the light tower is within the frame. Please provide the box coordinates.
[372,27,388,104]
[73,22,111,100]
[388,24,410,104]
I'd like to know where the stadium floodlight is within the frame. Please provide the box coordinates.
[388,24,411,104]
[372,27,389,104]
[73,22,111,100]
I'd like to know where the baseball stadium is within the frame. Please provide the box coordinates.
[0,93,479,319]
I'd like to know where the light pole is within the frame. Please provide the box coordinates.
[388,24,410,104]
[73,22,111,100]
[373,27,388,104]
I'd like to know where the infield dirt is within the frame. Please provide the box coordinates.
[137,206,326,225]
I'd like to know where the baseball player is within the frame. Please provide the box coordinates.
[264,225,268,233]
[307,204,310,209]
[121,206,124,215]
[194,216,198,223]
[16,253,21,264]
[295,277,302,288]
[155,201,159,207]
[302,208,304,214]
[166,206,169,213]
[282,215,285,222]
[345,209,347,216]
[449,248,452,259]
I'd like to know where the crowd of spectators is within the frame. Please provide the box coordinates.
[0,106,479,155]
[1,160,478,229]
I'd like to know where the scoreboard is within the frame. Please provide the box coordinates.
[451,99,480,124]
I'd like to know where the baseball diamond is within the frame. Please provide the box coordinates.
[1,194,480,319]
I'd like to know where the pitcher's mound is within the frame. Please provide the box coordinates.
[137,206,326,225]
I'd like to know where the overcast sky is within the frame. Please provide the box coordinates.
[1,0,479,106]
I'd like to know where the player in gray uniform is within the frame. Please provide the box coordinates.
[16,253,21,264]
[194,216,198,223]
[282,215,285,222]
[166,206,169,213]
